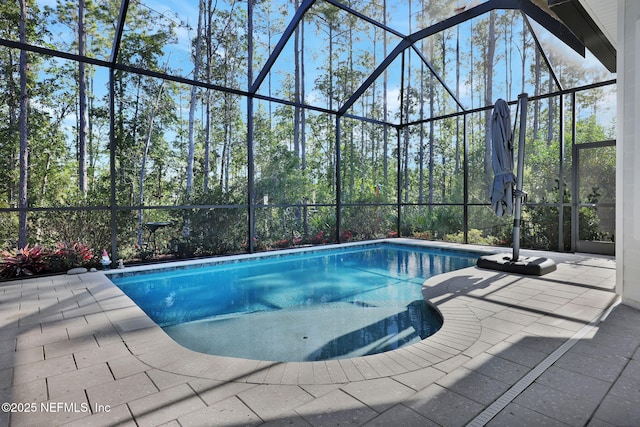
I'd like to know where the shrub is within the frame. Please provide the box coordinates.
[172,187,247,257]
[272,238,291,249]
[341,201,394,241]
[0,245,47,279]
[309,230,330,244]
[443,229,499,245]
[412,231,430,240]
[0,242,99,280]
[46,242,94,271]
[32,197,111,256]
[340,230,353,242]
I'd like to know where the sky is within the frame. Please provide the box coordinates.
[29,0,616,133]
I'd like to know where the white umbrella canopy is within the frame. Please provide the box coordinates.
[490,98,515,217]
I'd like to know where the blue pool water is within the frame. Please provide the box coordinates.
[110,243,479,361]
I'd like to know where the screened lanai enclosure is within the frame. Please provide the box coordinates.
[0,0,616,271]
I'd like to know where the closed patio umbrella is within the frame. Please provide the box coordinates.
[477,93,557,276]
[490,98,515,217]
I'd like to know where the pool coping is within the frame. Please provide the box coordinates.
[104,238,486,278]
[93,239,492,385]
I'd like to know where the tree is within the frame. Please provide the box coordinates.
[203,0,213,192]
[137,79,166,246]
[112,2,176,205]
[183,0,205,238]
[185,0,205,205]
[0,37,20,207]
[382,0,389,188]
[18,0,29,248]
[483,11,497,197]
[77,0,88,195]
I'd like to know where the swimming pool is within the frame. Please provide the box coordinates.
[109,242,479,362]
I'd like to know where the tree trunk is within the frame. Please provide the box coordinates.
[521,17,526,94]
[484,11,496,198]
[505,17,512,101]
[186,0,204,198]
[470,20,474,111]
[403,0,411,204]
[429,75,435,206]
[440,32,447,202]
[348,25,355,198]
[300,16,308,236]
[360,106,365,194]
[204,90,211,192]
[293,0,301,164]
[455,25,460,174]
[219,95,230,191]
[418,44,425,205]
[225,114,231,192]
[18,0,29,248]
[328,24,335,192]
[185,0,205,237]
[547,73,554,145]
[88,74,96,185]
[382,0,388,189]
[300,18,306,170]
[533,49,541,140]
[137,82,166,246]
[219,91,232,193]
[78,0,88,195]
[204,0,213,192]
[6,49,17,205]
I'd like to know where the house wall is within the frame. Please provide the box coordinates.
[617,0,640,308]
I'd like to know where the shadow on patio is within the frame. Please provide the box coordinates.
[1,249,637,426]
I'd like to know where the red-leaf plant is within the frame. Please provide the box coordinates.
[47,242,94,271]
[0,244,47,279]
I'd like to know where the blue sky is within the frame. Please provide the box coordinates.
[31,0,616,135]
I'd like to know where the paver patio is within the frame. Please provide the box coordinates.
[0,240,637,426]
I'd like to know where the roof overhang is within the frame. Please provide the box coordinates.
[548,0,617,72]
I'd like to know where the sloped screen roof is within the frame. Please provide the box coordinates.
[2,0,615,127]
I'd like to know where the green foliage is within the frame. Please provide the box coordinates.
[444,229,499,245]
[305,208,336,244]
[342,198,395,241]
[33,201,111,255]
[401,206,463,239]
[575,115,610,144]
[521,208,560,250]
[578,207,603,241]
[0,208,18,249]
[523,181,604,252]
[171,187,247,258]
[525,137,560,203]
[46,241,95,271]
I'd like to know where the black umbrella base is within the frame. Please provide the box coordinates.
[477,253,557,276]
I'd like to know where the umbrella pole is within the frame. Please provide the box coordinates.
[512,93,528,261]
[477,92,555,275]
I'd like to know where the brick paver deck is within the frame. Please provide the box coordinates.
[1,240,636,426]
